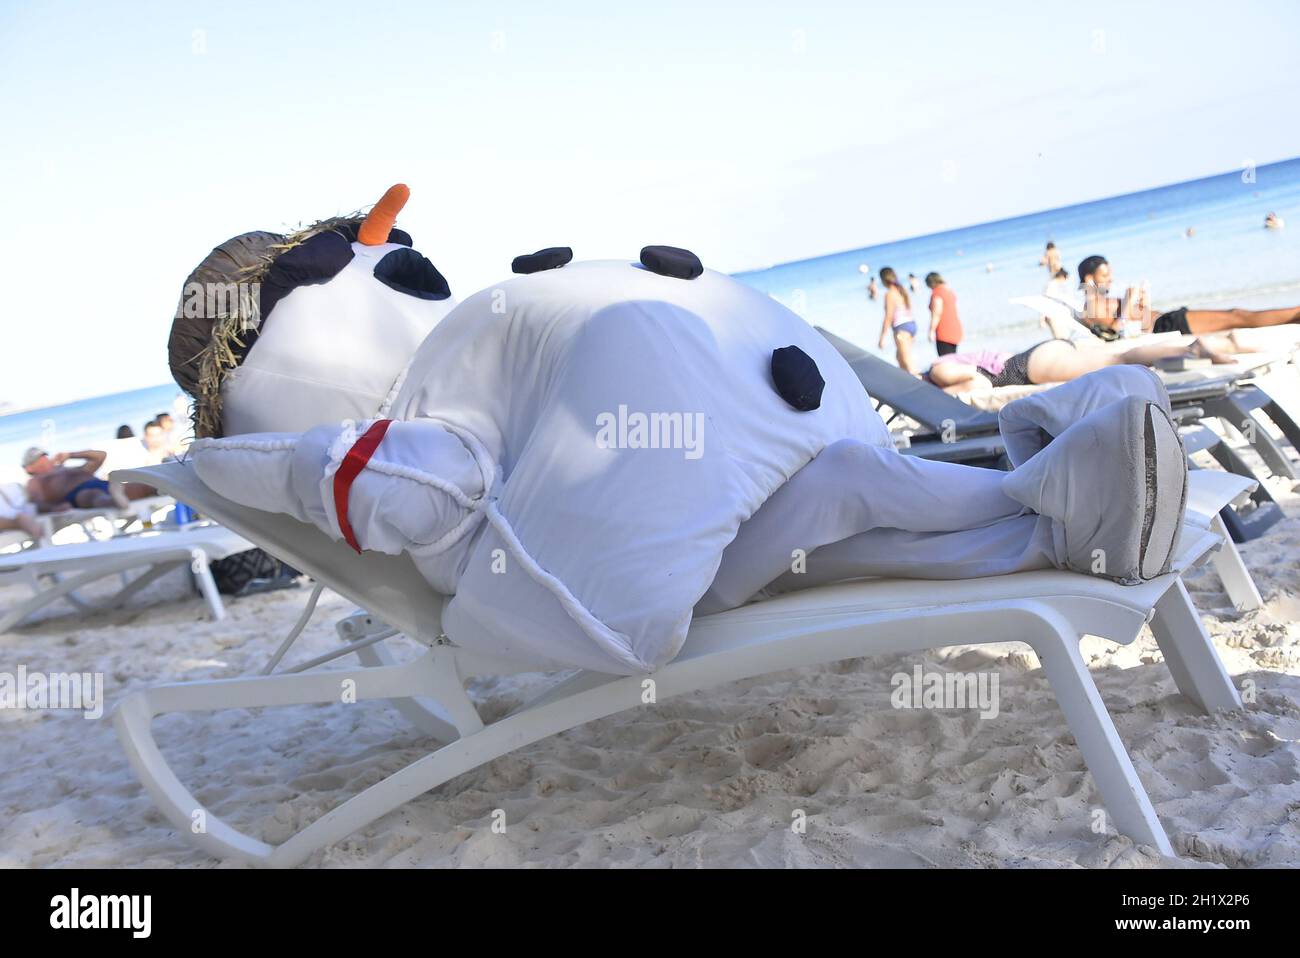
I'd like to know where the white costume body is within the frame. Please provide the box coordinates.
[193,259,1185,675]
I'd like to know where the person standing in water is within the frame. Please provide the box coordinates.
[1040,241,1061,276]
[876,266,919,373]
[925,272,963,355]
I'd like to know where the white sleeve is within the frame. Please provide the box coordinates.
[190,418,486,557]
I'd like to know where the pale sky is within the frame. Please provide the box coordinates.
[3,0,1299,406]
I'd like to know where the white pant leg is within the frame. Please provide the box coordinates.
[699,439,1035,614]
[760,516,1057,597]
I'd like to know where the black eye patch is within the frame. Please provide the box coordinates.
[512,247,573,274]
[373,247,451,300]
[770,345,824,411]
[640,245,703,280]
[260,230,355,322]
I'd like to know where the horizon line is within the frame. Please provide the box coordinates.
[733,155,1300,277]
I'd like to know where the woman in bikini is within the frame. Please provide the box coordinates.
[924,337,1234,394]
[876,266,919,374]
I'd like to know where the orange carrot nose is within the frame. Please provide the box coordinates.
[357,183,410,246]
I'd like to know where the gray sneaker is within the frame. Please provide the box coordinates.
[1001,396,1187,583]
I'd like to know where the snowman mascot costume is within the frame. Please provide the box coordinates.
[172,185,1188,676]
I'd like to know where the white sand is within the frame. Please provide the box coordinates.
[2,371,1299,869]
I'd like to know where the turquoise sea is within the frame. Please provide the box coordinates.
[3,159,1298,473]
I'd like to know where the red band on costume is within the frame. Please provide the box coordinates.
[333,419,394,554]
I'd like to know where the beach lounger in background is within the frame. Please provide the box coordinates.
[1182,469,1263,612]
[0,523,251,631]
[817,327,1001,439]
[1158,356,1299,482]
[1178,420,1286,543]
[112,461,1242,865]
[1194,383,1300,481]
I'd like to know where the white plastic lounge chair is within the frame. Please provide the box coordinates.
[110,461,1245,865]
[0,522,251,631]
[1178,421,1286,544]
[1182,470,1263,612]
[1193,381,1300,481]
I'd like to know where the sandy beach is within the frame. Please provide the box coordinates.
[1,366,1296,869]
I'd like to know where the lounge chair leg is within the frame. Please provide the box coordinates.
[270,672,642,867]
[338,615,463,742]
[189,548,225,621]
[1027,606,1174,856]
[113,649,471,864]
[1260,395,1300,456]
[1206,515,1263,612]
[1207,433,1269,489]
[1241,415,1296,480]
[104,560,187,610]
[1148,579,1242,714]
[0,563,140,632]
[1205,393,1298,481]
[31,571,96,613]
[112,649,634,866]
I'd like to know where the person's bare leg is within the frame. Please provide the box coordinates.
[927,361,991,394]
[1024,340,1118,383]
[74,488,117,509]
[1187,339,1237,364]
[1200,331,1258,355]
[108,482,131,509]
[119,482,157,501]
[1114,338,1236,365]
[895,330,917,374]
[1027,339,1229,384]
[1183,305,1300,334]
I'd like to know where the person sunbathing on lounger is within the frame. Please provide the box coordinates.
[1076,255,1300,338]
[21,447,155,512]
[923,336,1231,394]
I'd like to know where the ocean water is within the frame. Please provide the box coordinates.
[2,159,1297,474]
[737,157,1300,359]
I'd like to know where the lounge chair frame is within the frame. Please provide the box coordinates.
[0,524,248,631]
[111,463,1244,866]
